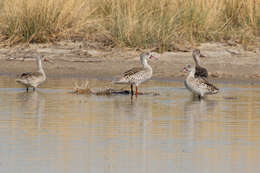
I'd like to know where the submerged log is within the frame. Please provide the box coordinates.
[95,88,130,95]
[72,80,159,96]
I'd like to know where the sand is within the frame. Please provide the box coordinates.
[0,41,259,83]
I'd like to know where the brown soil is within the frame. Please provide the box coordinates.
[0,41,259,82]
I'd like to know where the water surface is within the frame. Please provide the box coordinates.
[0,76,260,173]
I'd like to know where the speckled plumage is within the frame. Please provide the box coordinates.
[16,55,46,91]
[117,67,152,86]
[184,65,219,97]
[113,52,154,96]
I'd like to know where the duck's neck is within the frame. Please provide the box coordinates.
[188,68,195,78]
[37,57,45,74]
[193,54,200,66]
[141,58,152,71]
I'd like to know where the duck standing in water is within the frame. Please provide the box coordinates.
[113,52,156,96]
[182,64,219,99]
[192,49,208,78]
[16,55,46,92]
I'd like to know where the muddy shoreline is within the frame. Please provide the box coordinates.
[0,41,259,83]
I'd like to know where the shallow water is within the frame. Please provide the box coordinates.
[0,76,260,173]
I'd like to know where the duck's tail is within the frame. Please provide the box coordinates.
[112,77,128,84]
[211,87,219,94]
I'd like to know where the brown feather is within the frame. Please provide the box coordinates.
[200,78,219,91]
[123,67,144,77]
[195,66,208,78]
[18,71,43,79]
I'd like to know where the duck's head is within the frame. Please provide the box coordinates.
[192,49,205,58]
[181,64,193,73]
[140,52,156,61]
[36,55,49,62]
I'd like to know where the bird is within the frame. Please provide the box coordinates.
[16,55,46,92]
[182,64,219,99]
[192,49,208,78]
[113,52,156,96]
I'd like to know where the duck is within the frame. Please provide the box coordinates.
[16,55,46,92]
[192,49,208,78]
[113,52,156,96]
[182,64,219,99]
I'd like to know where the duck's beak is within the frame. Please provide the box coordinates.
[43,57,54,64]
[200,53,206,58]
[43,57,50,62]
[149,54,157,60]
[180,67,188,73]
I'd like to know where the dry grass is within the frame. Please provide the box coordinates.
[0,0,89,44]
[73,80,93,94]
[0,0,259,50]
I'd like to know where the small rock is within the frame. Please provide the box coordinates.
[223,96,238,100]
[226,40,237,46]
[226,49,240,55]
[210,72,220,78]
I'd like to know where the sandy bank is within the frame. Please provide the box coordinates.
[0,41,259,83]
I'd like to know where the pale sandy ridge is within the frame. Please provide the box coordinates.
[0,41,259,82]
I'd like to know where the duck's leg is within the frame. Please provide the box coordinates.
[198,94,205,100]
[130,84,134,96]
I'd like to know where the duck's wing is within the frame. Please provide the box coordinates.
[195,66,208,78]
[17,71,44,83]
[198,77,219,93]
[123,67,144,77]
[114,67,145,84]
[18,72,32,78]
[18,71,42,79]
